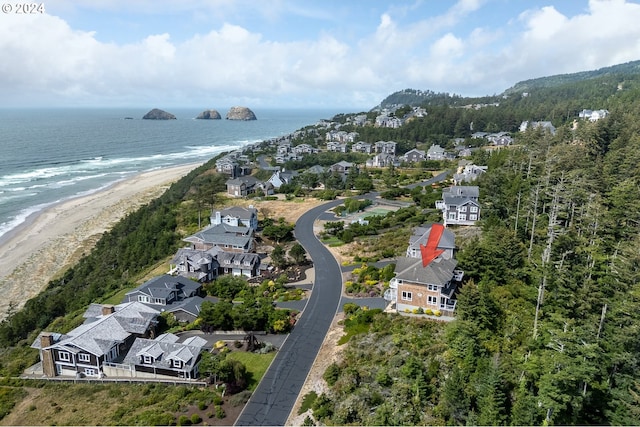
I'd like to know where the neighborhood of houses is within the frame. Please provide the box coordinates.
[27,105,606,380]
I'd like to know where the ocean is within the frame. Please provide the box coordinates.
[0,107,339,241]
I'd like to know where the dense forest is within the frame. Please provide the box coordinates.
[2,61,640,425]
[304,71,640,425]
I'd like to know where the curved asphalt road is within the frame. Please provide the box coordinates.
[235,198,344,426]
[235,170,449,426]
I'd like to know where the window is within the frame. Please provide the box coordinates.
[84,368,96,377]
[428,284,438,291]
[143,355,153,364]
[172,359,183,369]
[459,214,466,221]
[58,351,71,362]
[78,353,91,363]
[401,291,412,301]
[470,214,478,221]
[138,295,150,303]
[427,296,437,305]
[448,213,456,220]
[470,206,478,213]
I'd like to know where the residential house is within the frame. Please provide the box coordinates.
[403,148,426,163]
[384,223,463,318]
[225,176,265,198]
[211,206,258,231]
[268,170,298,189]
[375,114,403,128]
[217,252,262,278]
[579,109,609,121]
[435,186,481,226]
[426,144,446,160]
[405,223,456,260]
[183,223,255,253]
[327,141,348,153]
[452,163,487,185]
[120,334,208,380]
[366,153,398,168]
[293,143,318,155]
[215,156,239,177]
[169,248,220,282]
[329,161,354,175]
[351,141,373,154]
[375,140,397,154]
[123,274,205,323]
[31,302,160,378]
[486,132,512,146]
[520,120,556,135]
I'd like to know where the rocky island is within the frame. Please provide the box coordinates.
[195,109,222,119]
[226,106,257,120]
[142,108,177,120]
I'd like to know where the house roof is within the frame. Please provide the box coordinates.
[127,274,202,300]
[408,223,456,253]
[217,251,261,267]
[226,176,261,186]
[31,302,159,356]
[123,334,207,371]
[394,256,458,286]
[217,206,257,220]
[183,223,253,248]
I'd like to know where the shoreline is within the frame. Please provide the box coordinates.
[0,162,202,320]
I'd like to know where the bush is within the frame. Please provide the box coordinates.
[215,405,226,419]
[323,362,341,386]
[434,310,442,317]
[178,415,191,426]
[198,401,207,410]
[425,308,433,315]
[191,413,202,424]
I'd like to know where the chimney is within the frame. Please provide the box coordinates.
[102,305,115,316]
[40,333,57,377]
[40,332,55,348]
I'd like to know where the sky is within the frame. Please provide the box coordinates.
[1,0,640,110]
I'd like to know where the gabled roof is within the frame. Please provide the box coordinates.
[408,223,456,253]
[127,274,201,300]
[32,302,159,356]
[217,206,257,220]
[123,334,207,370]
[394,256,458,286]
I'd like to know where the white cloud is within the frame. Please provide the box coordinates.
[1,1,640,107]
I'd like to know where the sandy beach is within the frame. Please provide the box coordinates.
[0,163,202,321]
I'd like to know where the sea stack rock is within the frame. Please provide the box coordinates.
[226,106,257,121]
[195,109,222,119]
[142,108,176,120]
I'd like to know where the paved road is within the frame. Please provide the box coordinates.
[235,171,450,426]
[235,199,344,426]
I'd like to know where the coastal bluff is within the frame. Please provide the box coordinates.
[195,109,222,119]
[142,108,177,120]
[226,106,257,120]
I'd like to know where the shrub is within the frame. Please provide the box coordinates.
[425,308,433,315]
[178,415,191,426]
[323,363,341,386]
[434,310,442,317]
[417,307,424,314]
[412,308,419,314]
[198,401,207,410]
[191,413,202,424]
[215,405,226,419]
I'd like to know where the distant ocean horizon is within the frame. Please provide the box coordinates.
[0,107,341,242]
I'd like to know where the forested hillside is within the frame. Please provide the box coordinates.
[308,71,640,425]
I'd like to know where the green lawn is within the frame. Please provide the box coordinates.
[226,352,277,391]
